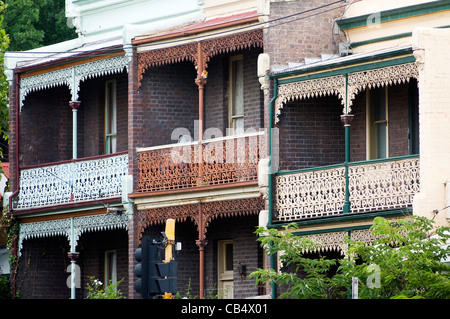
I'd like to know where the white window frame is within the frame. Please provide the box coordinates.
[228,55,244,135]
[104,249,117,287]
[105,80,117,154]
[366,86,389,160]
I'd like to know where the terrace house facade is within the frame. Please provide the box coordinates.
[4,0,271,299]
[4,0,450,300]
[262,0,450,293]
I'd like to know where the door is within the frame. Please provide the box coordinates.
[218,240,233,298]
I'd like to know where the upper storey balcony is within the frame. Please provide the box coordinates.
[275,155,420,223]
[135,131,265,194]
[14,152,128,210]
[270,51,421,224]
[11,54,130,213]
[129,27,265,204]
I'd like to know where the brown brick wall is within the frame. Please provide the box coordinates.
[17,229,129,299]
[18,71,128,166]
[277,95,345,171]
[265,0,345,67]
[277,82,417,171]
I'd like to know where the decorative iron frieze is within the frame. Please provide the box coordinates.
[137,29,264,87]
[274,62,418,123]
[19,55,130,109]
[137,197,265,241]
[18,212,129,254]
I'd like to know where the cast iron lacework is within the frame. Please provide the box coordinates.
[275,157,420,222]
[274,62,418,123]
[137,29,264,87]
[276,166,346,222]
[15,153,128,209]
[18,212,129,255]
[19,55,130,109]
[137,132,266,192]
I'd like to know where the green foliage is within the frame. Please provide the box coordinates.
[4,0,76,51]
[0,276,11,299]
[249,223,347,299]
[0,0,9,151]
[250,216,450,299]
[86,276,125,299]
[344,216,450,299]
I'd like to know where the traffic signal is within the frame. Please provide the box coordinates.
[156,260,177,295]
[134,236,159,298]
[134,219,179,299]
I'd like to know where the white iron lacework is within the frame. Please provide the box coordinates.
[18,212,129,255]
[19,55,130,110]
[348,157,420,213]
[15,154,128,209]
[275,157,419,222]
[274,62,418,124]
[275,166,346,222]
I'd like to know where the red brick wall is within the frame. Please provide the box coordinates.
[349,82,416,162]
[276,82,417,170]
[17,229,129,299]
[277,95,345,171]
[265,0,345,67]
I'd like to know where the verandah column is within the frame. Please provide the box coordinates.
[341,74,353,213]
[195,42,207,299]
[69,101,80,160]
[341,113,353,213]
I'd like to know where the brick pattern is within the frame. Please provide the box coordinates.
[277,95,345,171]
[18,71,128,166]
[265,0,344,67]
[277,82,417,170]
[17,230,129,299]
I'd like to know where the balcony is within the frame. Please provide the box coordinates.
[13,152,128,210]
[274,155,420,223]
[136,131,266,194]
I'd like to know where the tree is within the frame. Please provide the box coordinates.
[4,0,76,52]
[250,216,450,299]
[0,0,9,162]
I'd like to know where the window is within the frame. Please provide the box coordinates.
[367,86,388,159]
[229,55,244,134]
[105,80,117,154]
[104,250,117,287]
[218,240,233,299]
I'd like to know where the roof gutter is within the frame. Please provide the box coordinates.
[132,13,259,46]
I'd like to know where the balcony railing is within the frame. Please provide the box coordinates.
[14,152,128,209]
[136,131,266,193]
[275,155,420,222]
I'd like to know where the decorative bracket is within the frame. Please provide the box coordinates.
[19,55,131,110]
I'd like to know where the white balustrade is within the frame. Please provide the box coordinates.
[348,156,420,213]
[275,156,420,222]
[276,165,346,222]
[15,153,128,209]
